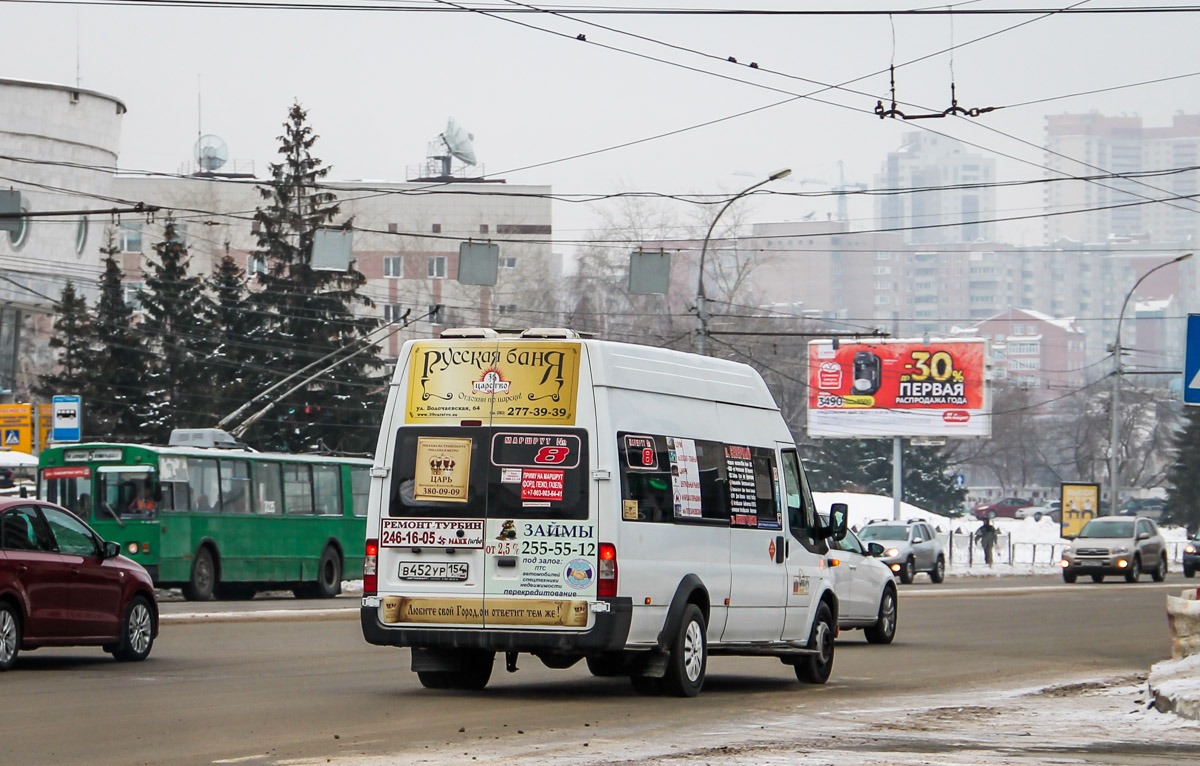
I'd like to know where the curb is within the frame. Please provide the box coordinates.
[160,606,358,625]
[1148,655,1200,720]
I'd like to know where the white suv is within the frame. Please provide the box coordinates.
[857,519,947,584]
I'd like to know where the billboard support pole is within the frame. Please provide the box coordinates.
[892,436,903,521]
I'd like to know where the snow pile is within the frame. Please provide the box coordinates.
[1150,653,1200,720]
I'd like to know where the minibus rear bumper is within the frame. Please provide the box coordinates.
[360,597,633,654]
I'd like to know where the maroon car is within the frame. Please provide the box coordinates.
[972,497,1033,519]
[0,498,158,670]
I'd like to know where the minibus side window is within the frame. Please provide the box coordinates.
[694,440,730,524]
[781,450,824,553]
[751,448,781,530]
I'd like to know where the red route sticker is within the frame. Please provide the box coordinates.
[768,539,776,560]
[521,469,564,502]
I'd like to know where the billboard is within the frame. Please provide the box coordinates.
[807,338,990,438]
[1060,482,1099,538]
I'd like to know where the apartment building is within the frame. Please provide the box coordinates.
[1044,112,1200,243]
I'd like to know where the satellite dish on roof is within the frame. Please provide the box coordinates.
[440,118,476,166]
[194,134,229,172]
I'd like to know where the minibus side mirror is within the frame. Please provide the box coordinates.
[825,503,849,541]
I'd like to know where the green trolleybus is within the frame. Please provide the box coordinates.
[37,437,371,600]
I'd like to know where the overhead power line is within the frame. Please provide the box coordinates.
[4,1,1200,14]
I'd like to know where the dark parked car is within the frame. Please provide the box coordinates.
[1185,540,1199,578]
[972,497,1033,519]
[0,498,158,670]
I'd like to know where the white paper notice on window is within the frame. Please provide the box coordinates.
[668,436,702,518]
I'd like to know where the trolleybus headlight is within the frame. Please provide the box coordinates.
[127,542,139,555]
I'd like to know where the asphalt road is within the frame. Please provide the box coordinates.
[1,574,1193,765]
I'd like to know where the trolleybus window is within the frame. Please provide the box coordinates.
[96,466,159,520]
[253,462,283,515]
[313,465,342,516]
[350,467,369,517]
[188,458,220,512]
[219,459,251,514]
[284,463,314,515]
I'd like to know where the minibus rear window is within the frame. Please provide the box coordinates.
[389,426,588,521]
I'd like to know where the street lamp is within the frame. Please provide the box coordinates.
[1107,251,1192,514]
[696,168,791,355]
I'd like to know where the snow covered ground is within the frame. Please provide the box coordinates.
[288,675,1200,766]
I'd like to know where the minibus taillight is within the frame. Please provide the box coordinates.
[364,539,379,595]
[598,542,617,598]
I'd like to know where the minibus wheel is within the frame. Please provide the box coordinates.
[663,603,707,697]
[795,603,835,684]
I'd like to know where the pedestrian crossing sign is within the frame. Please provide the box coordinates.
[3,429,17,446]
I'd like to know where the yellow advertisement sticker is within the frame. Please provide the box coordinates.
[381,597,588,627]
[413,437,472,503]
[1061,483,1099,538]
[405,342,580,424]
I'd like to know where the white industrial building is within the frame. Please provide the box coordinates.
[0,76,556,398]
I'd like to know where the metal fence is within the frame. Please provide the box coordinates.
[941,534,1191,570]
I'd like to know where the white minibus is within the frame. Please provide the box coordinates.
[360,329,848,697]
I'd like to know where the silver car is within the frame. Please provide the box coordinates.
[1060,516,1168,583]
[827,524,899,644]
[857,519,946,584]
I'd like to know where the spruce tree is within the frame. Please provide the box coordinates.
[1165,408,1200,534]
[800,438,966,515]
[206,255,257,427]
[37,280,97,401]
[246,102,384,453]
[138,216,213,441]
[89,230,151,441]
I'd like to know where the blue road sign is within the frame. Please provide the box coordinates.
[3,429,18,446]
[52,395,81,443]
[954,473,966,487]
[1186,315,1200,406]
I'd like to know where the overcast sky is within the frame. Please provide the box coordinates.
[3,0,1198,249]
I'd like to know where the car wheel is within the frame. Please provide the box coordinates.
[1124,556,1141,583]
[663,604,707,697]
[1062,570,1077,583]
[1152,555,1168,583]
[1033,512,1043,522]
[898,557,915,585]
[864,587,897,645]
[1091,574,1105,583]
[795,602,836,684]
[1186,566,1196,579]
[183,547,217,601]
[986,510,996,519]
[0,602,20,671]
[929,556,946,584]
[314,546,342,599]
[112,595,154,662]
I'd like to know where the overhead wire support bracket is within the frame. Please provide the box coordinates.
[874,67,996,121]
